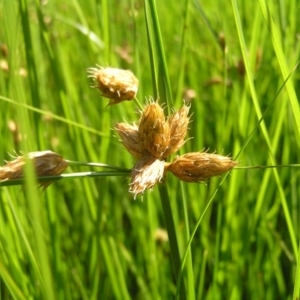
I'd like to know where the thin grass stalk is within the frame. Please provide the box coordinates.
[293,243,300,299]
[180,182,195,300]
[23,160,56,299]
[67,160,131,171]
[70,267,90,300]
[158,184,186,299]
[258,0,300,142]
[231,62,297,162]
[4,193,43,298]
[146,0,173,109]
[266,226,287,296]
[197,250,208,300]
[12,3,56,291]
[146,198,161,298]
[6,191,42,268]
[212,200,223,298]
[100,238,122,300]
[90,239,100,300]
[0,171,130,187]
[101,0,110,63]
[18,0,40,110]
[143,0,159,98]
[0,261,27,300]
[44,188,65,299]
[231,0,298,260]
[143,0,186,297]
[175,175,228,299]
[108,237,131,300]
[0,95,103,136]
[175,0,192,103]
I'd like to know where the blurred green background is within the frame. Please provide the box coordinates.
[0,0,300,299]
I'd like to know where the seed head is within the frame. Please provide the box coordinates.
[164,104,190,157]
[115,122,144,159]
[130,156,165,198]
[87,66,138,105]
[138,101,170,158]
[168,152,238,182]
[0,151,68,188]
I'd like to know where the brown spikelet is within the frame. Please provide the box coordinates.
[0,156,24,180]
[0,151,68,188]
[138,102,170,158]
[130,157,165,198]
[115,122,144,159]
[87,66,138,105]
[168,152,238,182]
[164,104,190,157]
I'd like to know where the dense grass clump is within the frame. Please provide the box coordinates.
[0,0,300,299]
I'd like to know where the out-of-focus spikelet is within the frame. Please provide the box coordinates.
[0,151,68,189]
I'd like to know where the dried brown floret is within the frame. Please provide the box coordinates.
[115,122,144,159]
[87,66,138,105]
[168,152,238,182]
[164,104,190,157]
[130,156,165,198]
[0,151,68,188]
[138,102,170,158]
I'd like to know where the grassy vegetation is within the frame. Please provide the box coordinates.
[1,0,300,299]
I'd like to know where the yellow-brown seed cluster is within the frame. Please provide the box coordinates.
[115,101,190,197]
[166,152,238,182]
[115,102,190,160]
[115,100,238,198]
[0,151,68,189]
[87,66,138,106]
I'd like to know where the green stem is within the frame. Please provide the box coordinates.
[158,184,186,299]
[66,160,131,172]
[233,164,300,170]
[0,170,130,187]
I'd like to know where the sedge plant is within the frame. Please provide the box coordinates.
[0,0,300,299]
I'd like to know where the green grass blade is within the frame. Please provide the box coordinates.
[258,0,300,141]
[143,0,186,298]
[0,261,27,300]
[231,0,298,260]
[180,183,195,300]
[158,184,186,299]
[144,0,173,108]
[293,243,300,299]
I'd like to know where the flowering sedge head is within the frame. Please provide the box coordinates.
[113,99,236,198]
[87,66,138,105]
[167,152,238,182]
[0,151,68,188]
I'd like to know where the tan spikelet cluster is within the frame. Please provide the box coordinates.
[164,105,190,157]
[114,123,143,159]
[138,102,170,158]
[115,100,238,198]
[87,66,138,105]
[0,151,68,189]
[167,152,238,182]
